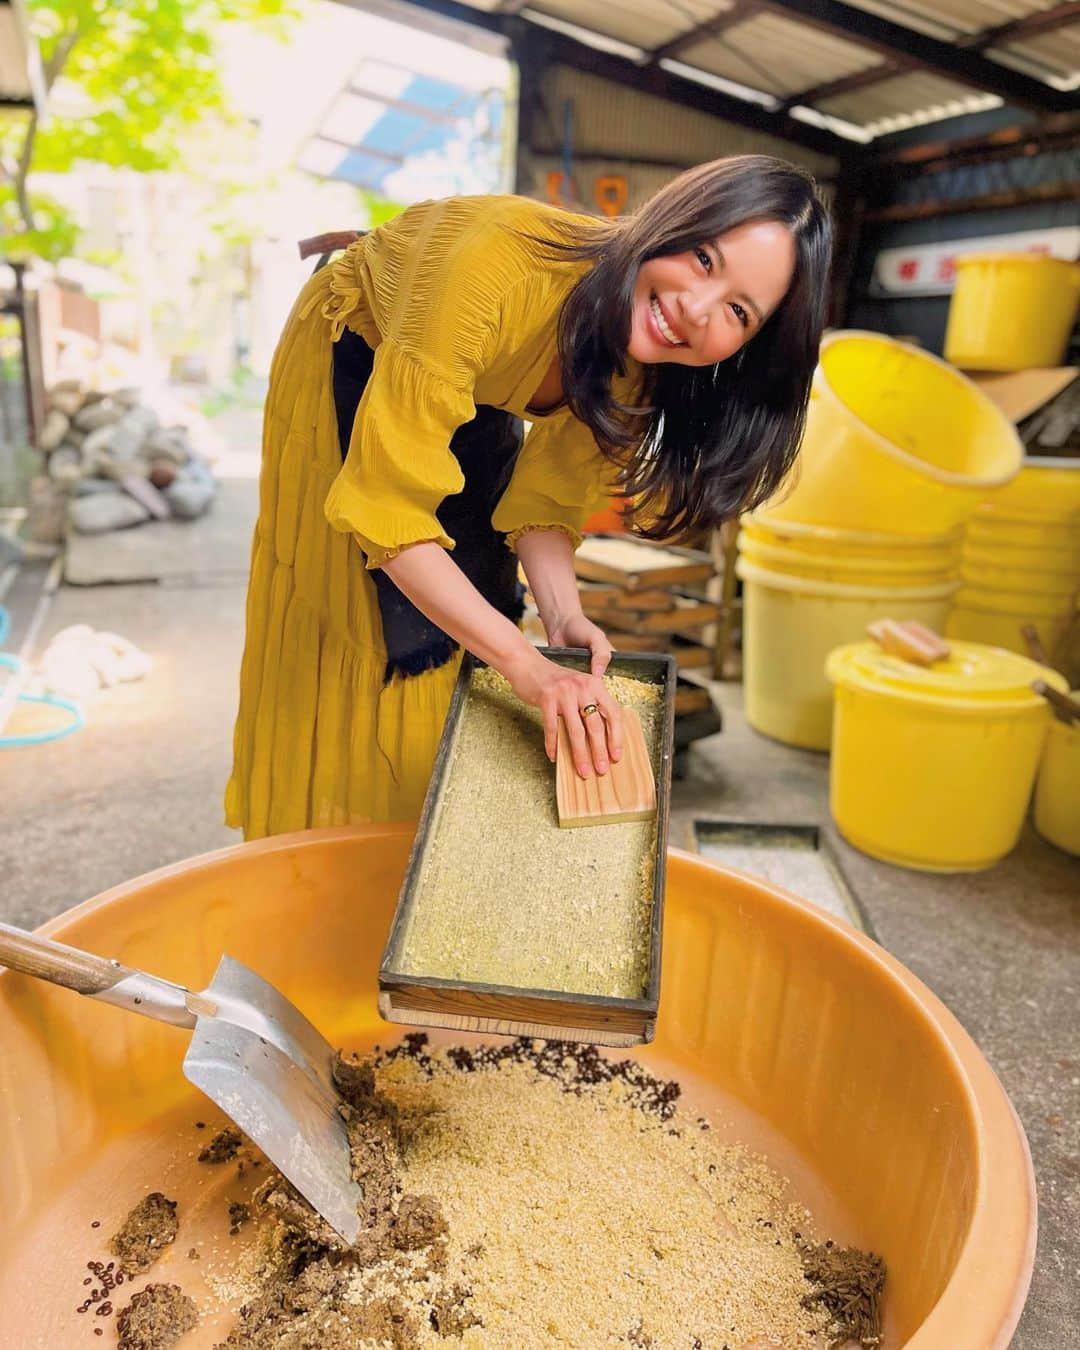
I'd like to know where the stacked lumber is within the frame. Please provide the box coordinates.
[574,534,721,725]
[575,535,718,675]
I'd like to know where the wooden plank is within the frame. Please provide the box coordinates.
[378,986,651,1044]
[671,638,713,670]
[574,534,715,591]
[967,368,1076,424]
[556,707,656,829]
[579,582,677,616]
[595,594,721,635]
[674,681,713,715]
[607,630,671,653]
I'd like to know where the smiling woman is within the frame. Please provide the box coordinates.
[227,156,832,838]
[550,155,832,541]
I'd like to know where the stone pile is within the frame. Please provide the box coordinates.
[38,382,217,534]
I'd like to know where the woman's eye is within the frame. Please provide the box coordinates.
[695,246,712,271]
[730,302,749,328]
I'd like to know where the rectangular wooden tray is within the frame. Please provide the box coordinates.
[378,648,676,1047]
[573,534,715,591]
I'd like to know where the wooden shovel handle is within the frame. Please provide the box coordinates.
[1020,624,1050,667]
[1032,680,1080,725]
[0,921,134,995]
[0,922,198,1027]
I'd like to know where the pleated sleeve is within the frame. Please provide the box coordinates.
[323,337,476,569]
[493,405,614,552]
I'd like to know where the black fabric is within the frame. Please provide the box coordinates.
[331,325,526,681]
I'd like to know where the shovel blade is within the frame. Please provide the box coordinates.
[183,1015,361,1246]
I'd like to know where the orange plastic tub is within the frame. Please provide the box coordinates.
[0,827,1036,1347]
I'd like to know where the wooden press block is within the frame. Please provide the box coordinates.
[556,707,657,828]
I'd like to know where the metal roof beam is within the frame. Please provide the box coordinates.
[650,1,764,63]
[759,0,1074,112]
[390,0,849,156]
[962,1,1080,50]
[867,108,1080,170]
[779,58,911,110]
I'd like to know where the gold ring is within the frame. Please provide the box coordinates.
[581,704,598,719]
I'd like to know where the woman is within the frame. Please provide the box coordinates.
[226,154,831,840]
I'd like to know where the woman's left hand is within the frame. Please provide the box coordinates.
[548,612,614,677]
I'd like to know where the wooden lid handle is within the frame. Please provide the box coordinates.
[868,619,950,666]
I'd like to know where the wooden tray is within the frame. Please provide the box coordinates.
[378,648,676,1047]
[574,534,715,591]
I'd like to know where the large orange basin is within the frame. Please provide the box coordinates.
[0,827,1035,1346]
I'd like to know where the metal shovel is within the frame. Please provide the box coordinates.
[0,922,362,1244]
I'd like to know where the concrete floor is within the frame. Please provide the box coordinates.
[1,423,1077,1347]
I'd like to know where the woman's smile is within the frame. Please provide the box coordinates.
[628,219,796,368]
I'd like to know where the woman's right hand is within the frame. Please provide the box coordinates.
[503,648,624,779]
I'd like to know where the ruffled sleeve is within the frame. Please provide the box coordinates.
[492,406,614,552]
[323,338,476,568]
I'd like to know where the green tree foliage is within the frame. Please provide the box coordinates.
[0,0,295,260]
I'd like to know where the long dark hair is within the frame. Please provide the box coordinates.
[548,155,831,540]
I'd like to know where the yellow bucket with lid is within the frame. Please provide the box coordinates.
[1034,709,1080,856]
[944,254,1080,371]
[738,556,958,751]
[827,641,1066,871]
[761,332,1022,536]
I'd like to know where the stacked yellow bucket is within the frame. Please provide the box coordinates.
[947,459,1080,674]
[739,331,1023,751]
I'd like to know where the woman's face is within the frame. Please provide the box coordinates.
[627,220,796,367]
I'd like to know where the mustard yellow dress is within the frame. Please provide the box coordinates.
[225,195,623,839]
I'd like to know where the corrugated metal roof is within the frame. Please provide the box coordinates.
[680,12,880,99]
[441,0,1078,141]
[841,0,1053,40]
[817,69,1001,133]
[526,0,728,53]
[537,59,833,171]
[992,29,1080,89]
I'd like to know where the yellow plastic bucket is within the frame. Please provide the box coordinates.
[953,584,1077,620]
[967,512,1080,555]
[946,604,1074,664]
[738,531,959,589]
[761,332,1022,535]
[960,541,1080,593]
[742,513,964,562]
[827,641,1065,871]
[737,556,958,751]
[960,557,1078,599]
[979,457,1080,524]
[0,826,1040,1347]
[1034,710,1080,856]
[944,254,1080,371]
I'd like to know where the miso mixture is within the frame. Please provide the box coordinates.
[107,1038,881,1349]
[390,668,663,999]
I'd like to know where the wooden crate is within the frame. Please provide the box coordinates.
[379,649,676,1046]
